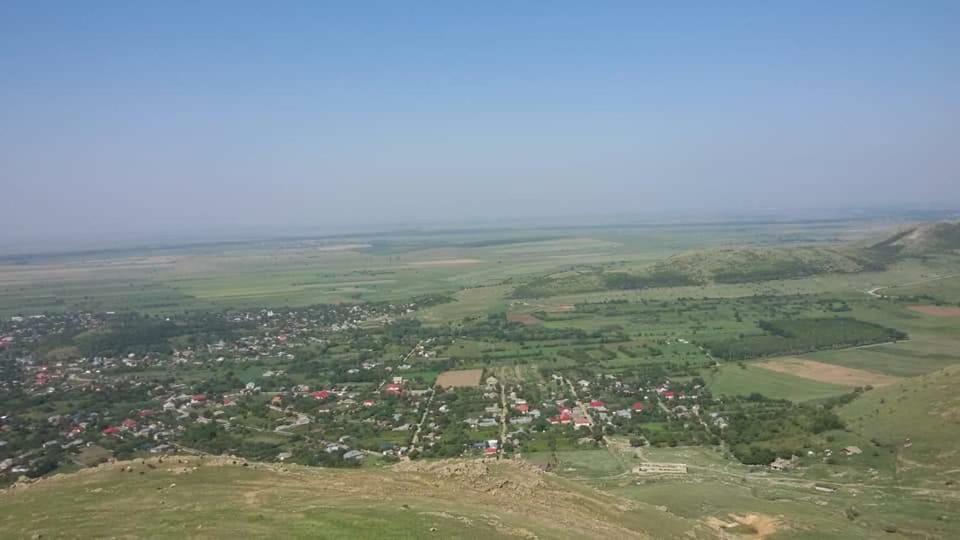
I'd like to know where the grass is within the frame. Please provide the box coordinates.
[840,364,960,487]
[702,363,850,402]
[0,456,702,539]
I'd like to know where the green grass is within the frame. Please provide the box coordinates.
[841,364,960,487]
[703,363,850,402]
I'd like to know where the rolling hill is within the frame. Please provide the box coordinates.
[512,221,960,298]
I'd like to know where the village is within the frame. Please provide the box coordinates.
[0,297,867,484]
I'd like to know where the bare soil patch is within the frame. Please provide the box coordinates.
[758,358,900,387]
[507,312,543,326]
[705,513,781,539]
[409,258,483,267]
[908,305,960,317]
[436,369,484,388]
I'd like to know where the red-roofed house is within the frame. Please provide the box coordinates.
[121,419,138,430]
[589,400,605,409]
[484,446,498,456]
[312,390,331,400]
[191,394,207,405]
[362,399,376,407]
[384,383,403,396]
[102,426,121,436]
[631,402,645,412]
[514,403,530,414]
[663,391,676,400]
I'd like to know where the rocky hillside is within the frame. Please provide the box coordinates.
[0,456,710,539]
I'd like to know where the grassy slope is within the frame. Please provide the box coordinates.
[0,457,707,539]
[841,364,960,487]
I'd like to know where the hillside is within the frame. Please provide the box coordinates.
[0,456,710,539]
[870,221,960,255]
[513,245,880,297]
[841,365,960,487]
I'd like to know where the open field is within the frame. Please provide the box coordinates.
[908,304,960,317]
[702,363,851,402]
[435,369,484,388]
[0,219,910,317]
[506,312,542,326]
[756,357,901,388]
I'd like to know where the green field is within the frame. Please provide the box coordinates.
[702,363,850,402]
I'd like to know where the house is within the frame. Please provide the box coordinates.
[362,399,376,407]
[102,426,121,436]
[384,383,403,396]
[121,419,138,431]
[311,390,331,400]
[484,447,498,456]
[270,395,284,407]
[842,446,862,456]
[514,403,530,414]
[631,402,645,412]
[589,400,607,412]
[190,394,207,405]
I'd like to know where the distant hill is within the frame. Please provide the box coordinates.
[512,222,960,298]
[870,221,960,255]
[840,365,960,487]
[0,457,708,539]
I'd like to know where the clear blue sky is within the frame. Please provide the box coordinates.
[1,1,958,246]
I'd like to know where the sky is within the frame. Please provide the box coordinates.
[1,1,959,249]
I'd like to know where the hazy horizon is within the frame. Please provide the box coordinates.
[3,2,959,250]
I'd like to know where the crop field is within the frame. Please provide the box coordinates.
[756,358,900,387]
[702,362,851,402]
[435,369,484,388]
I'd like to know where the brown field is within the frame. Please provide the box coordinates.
[435,368,484,388]
[757,358,901,387]
[409,258,483,267]
[908,305,960,317]
[507,312,543,326]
